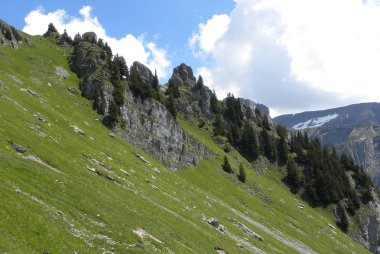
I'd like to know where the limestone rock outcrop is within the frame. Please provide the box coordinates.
[169,63,196,87]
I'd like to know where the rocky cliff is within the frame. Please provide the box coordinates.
[70,38,213,170]
[0,19,31,48]
[168,63,196,87]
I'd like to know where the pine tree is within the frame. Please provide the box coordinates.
[111,63,125,106]
[238,163,246,183]
[213,116,225,136]
[113,54,129,80]
[107,101,119,126]
[261,130,277,163]
[336,202,349,232]
[241,121,259,161]
[73,33,82,46]
[196,75,204,89]
[153,69,159,89]
[59,29,73,45]
[286,157,301,193]
[276,125,289,165]
[222,156,233,173]
[167,79,180,98]
[166,94,177,120]
[210,90,221,114]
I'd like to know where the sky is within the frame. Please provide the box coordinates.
[2,0,380,117]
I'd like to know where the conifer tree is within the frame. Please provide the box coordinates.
[196,75,204,89]
[113,54,129,80]
[222,156,233,173]
[213,116,225,136]
[73,33,82,46]
[210,90,221,114]
[241,121,259,161]
[238,163,246,183]
[261,129,277,163]
[167,79,180,98]
[59,29,73,45]
[166,94,177,120]
[276,125,289,165]
[336,202,349,232]
[286,157,301,193]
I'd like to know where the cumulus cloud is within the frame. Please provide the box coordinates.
[189,14,230,56]
[192,0,380,116]
[23,6,171,79]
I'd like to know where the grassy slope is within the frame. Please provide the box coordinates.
[0,36,369,253]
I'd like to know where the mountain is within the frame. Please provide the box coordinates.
[274,102,380,190]
[0,19,379,253]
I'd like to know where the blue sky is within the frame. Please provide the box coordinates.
[2,0,380,116]
[1,0,234,78]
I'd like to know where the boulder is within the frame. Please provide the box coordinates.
[135,154,151,165]
[169,63,196,87]
[70,125,85,135]
[12,142,27,153]
[56,66,69,79]
[152,167,161,174]
[214,247,227,254]
[207,218,220,228]
[234,221,264,241]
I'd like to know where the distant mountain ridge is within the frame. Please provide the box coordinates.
[274,102,380,189]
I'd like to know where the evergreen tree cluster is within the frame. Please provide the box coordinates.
[67,28,126,126]
[288,132,372,209]
[213,93,280,165]
[129,68,163,103]
[60,24,170,124]
[164,80,180,120]
[210,90,374,231]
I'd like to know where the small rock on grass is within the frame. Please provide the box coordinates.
[8,140,27,153]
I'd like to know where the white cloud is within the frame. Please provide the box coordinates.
[23,6,171,79]
[189,14,230,56]
[192,0,380,116]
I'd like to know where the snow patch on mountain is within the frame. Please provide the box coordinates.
[292,114,339,130]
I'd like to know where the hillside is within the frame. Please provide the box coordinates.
[274,103,380,190]
[0,20,377,253]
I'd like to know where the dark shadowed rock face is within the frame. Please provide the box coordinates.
[169,63,196,87]
[130,61,155,86]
